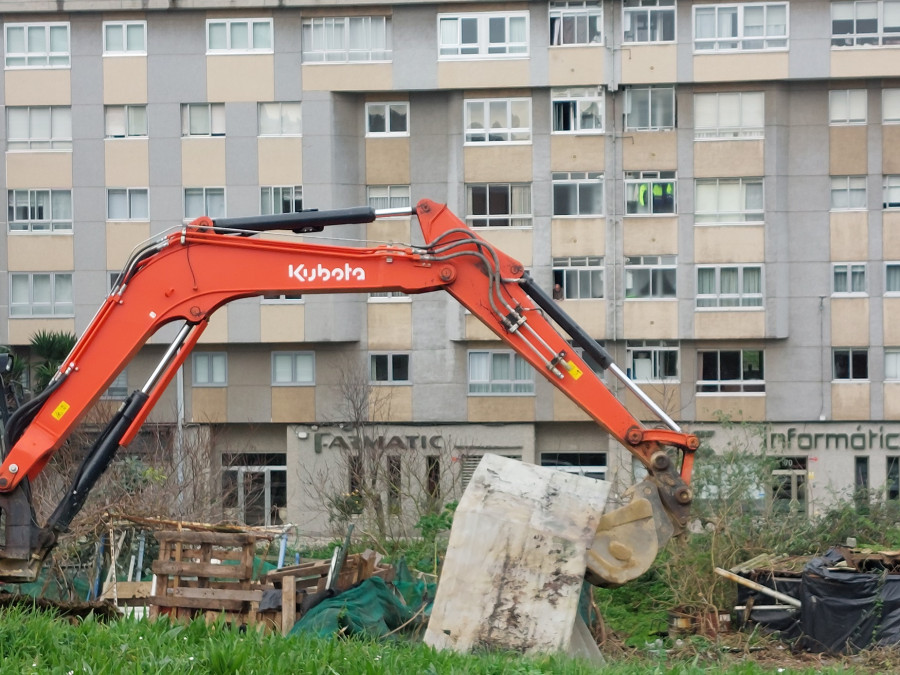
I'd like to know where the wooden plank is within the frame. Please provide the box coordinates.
[155,531,259,547]
[152,560,252,579]
[167,587,263,603]
[152,595,248,612]
[281,576,296,636]
[424,454,609,661]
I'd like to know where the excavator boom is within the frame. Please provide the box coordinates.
[0,198,697,583]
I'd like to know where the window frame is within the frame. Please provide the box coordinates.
[184,187,226,221]
[623,0,676,44]
[365,101,409,137]
[271,351,315,386]
[696,264,764,309]
[467,349,535,395]
[5,22,71,69]
[9,272,73,317]
[105,104,148,139]
[549,1,603,47]
[438,11,530,59]
[181,103,226,137]
[193,352,227,387]
[829,89,867,125]
[886,262,900,295]
[696,348,766,394]
[206,18,273,54]
[8,189,73,233]
[626,340,680,382]
[625,254,677,300]
[833,348,869,381]
[832,262,868,296]
[102,370,129,400]
[885,348,900,380]
[624,171,677,216]
[367,185,411,211]
[6,106,72,151]
[102,20,147,56]
[464,98,532,145]
[831,0,900,47]
[301,16,392,63]
[694,177,764,224]
[465,183,532,228]
[106,188,149,221]
[693,3,789,52]
[884,88,900,124]
[551,87,604,134]
[552,172,604,217]
[624,86,676,131]
[260,185,303,215]
[258,102,301,137]
[694,91,765,139]
[369,352,411,385]
[830,175,868,211]
[552,256,604,300]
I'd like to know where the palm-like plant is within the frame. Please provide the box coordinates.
[29,330,77,393]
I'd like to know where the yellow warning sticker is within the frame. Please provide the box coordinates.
[567,361,584,380]
[51,401,70,421]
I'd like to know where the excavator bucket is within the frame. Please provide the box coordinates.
[0,483,49,583]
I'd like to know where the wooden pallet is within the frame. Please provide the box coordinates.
[148,530,276,630]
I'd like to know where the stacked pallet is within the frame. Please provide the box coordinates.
[149,530,275,630]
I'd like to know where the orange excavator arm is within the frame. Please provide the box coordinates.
[0,199,697,582]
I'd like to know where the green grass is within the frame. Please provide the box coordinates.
[0,604,881,675]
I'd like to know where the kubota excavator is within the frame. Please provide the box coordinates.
[0,199,698,586]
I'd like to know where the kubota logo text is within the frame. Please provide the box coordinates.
[289,263,366,283]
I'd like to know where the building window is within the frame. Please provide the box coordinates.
[102,370,129,400]
[107,188,149,221]
[387,455,402,514]
[550,1,602,46]
[831,175,867,210]
[466,183,532,227]
[551,87,603,133]
[552,256,604,299]
[367,185,410,210]
[624,0,676,43]
[464,98,532,144]
[301,16,391,62]
[181,103,225,137]
[8,189,72,233]
[697,349,765,393]
[193,352,227,386]
[9,272,73,317]
[261,186,302,215]
[625,255,677,299]
[426,455,441,503]
[833,348,868,380]
[222,453,287,527]
[272,352,315,385]
[829,89,867,124]
[885,175,900,208]
[771,457,807,515]
[832,0,900,47]
[370,353,410,384]
[5,23,70,68]
[541,452,607,480]
[207,18,273,53]
[694,92,764,139]
[855,455,870,506]
[886,349,900,380]
[625,171,676,215]
[438,12,529,58]
[694,3,788,51]
[695,178,764,224]
[884,88,900,123]
[624,86,675,131]
[6,106,72,151]
[366,102,409,136]
[697,265,763,308]
[369,291,409,302]
[261,293,303,304]
[103,21,146,55]
[184,188,225,220]
[552,172,603,216]
[833,263,867,295]
[886,263,900,294]
[258,102,301,136]
[889,456,900,500]
[468,350,534,395]
[105,105,148,138]
[626,340,679,381]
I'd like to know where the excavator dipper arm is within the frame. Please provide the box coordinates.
[0,199,697,583]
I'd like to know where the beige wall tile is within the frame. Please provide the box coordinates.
[271,387,316,423]
[693,140,764,178]
[191,387,227,423]
[829,126,867,175]
[831,382,870,420]
[106,222,150,269]
[302,63,393,91]
[6,152,72,189]
[550,135,605,171]
[182,138,226,185]
[694,226,765,263]
[105,140,150,185]
[207,55,274,102]
[258,137,303,185]
[621,44,677,84]
[832,48,900,78]
[830,210,868,261]
[438,60,528,89]
[8,235,73,271]
[8,318,75,346]
[831,298,869,346]
[366,138,410,184]
[103,57,147,104]
[198,307,229,343]
[467,396,535,422]
[622,131,677,170]
[464,145,532,182]
[261,304,305,343]
[694,52,788,82]
[623,301,678,339]
[694,310,766,340]
[5,70,70,105]
[367,303,412,349]
[695,395,766,421]
[551,218,605,257]
[623,218,678,254]
[548,46,604,85]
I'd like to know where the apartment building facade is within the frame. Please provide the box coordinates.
[1,0,898,533]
